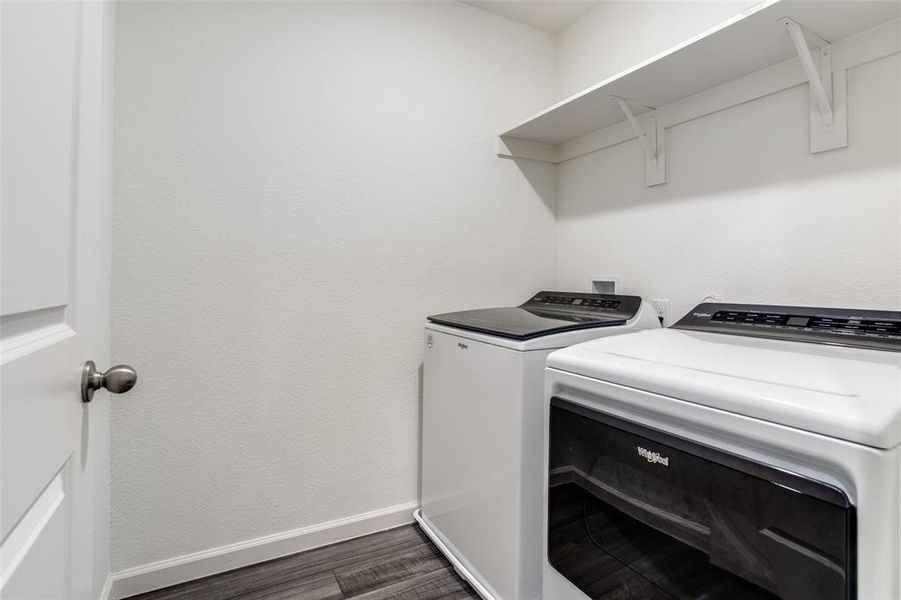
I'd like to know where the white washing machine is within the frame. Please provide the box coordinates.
[543,302,901,600]
[416,292,659,600]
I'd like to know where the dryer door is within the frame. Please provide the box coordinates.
[547,398,855,600]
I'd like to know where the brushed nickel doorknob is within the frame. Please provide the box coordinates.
[81,361,137,403]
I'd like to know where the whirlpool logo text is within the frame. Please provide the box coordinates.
[637,446,670,467]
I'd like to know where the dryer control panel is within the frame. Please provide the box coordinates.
[674,303,901,351]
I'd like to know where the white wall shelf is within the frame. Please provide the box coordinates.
[497,0,901,186]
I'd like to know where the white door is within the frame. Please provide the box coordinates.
[1,2,116,598]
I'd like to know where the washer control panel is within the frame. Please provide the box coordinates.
[531,294,621,310]
[523,291,641,318]
[675,303,901,351]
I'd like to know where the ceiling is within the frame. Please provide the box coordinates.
[460,1,601,33]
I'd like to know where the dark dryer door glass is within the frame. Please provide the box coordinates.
[547,399,855,600]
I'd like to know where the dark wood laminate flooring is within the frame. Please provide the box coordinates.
[126,525,479,600]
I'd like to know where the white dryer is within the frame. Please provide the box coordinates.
[416,292,659,600]
[543,303,901,600]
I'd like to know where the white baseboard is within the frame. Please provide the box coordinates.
[108,501,419,599]
[98,574,113,600]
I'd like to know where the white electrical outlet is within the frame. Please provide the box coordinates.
[652,299,671,326]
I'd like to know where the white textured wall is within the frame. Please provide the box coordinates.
[556,1,757,99]
[112,1,556,570]
[92,2,116,593]
[555,35,901,320]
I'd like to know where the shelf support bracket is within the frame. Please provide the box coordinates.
[780,17,847,153]
[609,96,666,186]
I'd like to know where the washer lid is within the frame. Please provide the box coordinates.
[548,328,901,449]
[427,292,642,340]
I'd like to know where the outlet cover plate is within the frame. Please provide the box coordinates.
[652,299,672,327]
